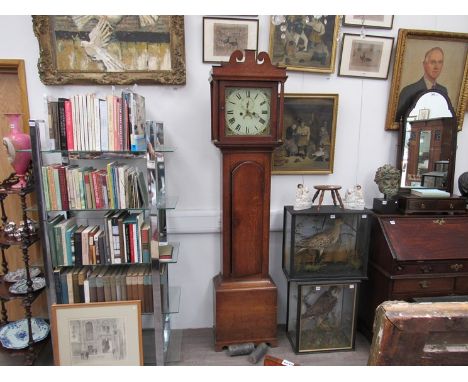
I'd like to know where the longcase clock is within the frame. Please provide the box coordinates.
[210,50,287,350]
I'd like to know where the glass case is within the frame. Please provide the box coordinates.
[287,280,359,353]
[282,206,371,280]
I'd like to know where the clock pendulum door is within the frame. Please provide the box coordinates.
[210,50,287,350]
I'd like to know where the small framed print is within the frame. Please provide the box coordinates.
[338,33,394,79]
[343,15,394,29]
[418,108,430,120]
[51,301,143,366]
[203,17,259,63]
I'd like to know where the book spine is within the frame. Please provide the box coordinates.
[57,165,70,211]
[64,99,74,151]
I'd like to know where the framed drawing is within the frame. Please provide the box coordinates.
[343,15,394,29]
[269,16,340,73]
[272,94,338,174]
[385,29,468,131]
[32,16,186,85]
[338,33,394,79]
[202,17,259,63]
[51,301,143,366]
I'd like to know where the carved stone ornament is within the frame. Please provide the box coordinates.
[32,15,186,85]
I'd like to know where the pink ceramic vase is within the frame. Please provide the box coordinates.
[3,114,31,189]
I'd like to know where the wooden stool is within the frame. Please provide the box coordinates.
[312,185,344,211]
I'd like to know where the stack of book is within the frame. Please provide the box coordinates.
[42,90,146,152]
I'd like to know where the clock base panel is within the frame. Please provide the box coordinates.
[213,273,278,351]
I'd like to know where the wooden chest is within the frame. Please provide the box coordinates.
[359,214,468,337]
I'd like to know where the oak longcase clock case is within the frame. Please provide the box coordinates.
[210,50,287,350]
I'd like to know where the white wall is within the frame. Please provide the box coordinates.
[1,15,467,329]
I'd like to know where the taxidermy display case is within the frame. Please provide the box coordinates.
[287,280,359,353]
[282,206,371,280]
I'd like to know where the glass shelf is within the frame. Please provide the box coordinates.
[159,242,180,264]
[151,195,178,213]
[46,207,149,213]
[40,145,175,156]
[162,286,181,315]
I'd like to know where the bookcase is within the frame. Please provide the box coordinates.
[29,92,180,365]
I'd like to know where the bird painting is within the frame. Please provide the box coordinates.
[296,219,343,265]
[72,15,160,72]
[301,286,341,329]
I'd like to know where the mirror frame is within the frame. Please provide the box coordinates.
[397,89,458,194]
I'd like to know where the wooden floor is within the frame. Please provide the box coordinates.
[166,327,370,366]
[0,326,371,366]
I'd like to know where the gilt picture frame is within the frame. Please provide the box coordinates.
[385,29,468,131]
[32,16,186,85]
[338,33,394,79]
[51,301,143,366]
[202,17,259,63]
[272,94,338,174]
[269,16,340,73]
[343,15,394,29]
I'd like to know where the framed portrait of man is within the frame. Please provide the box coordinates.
[385,29,468,131]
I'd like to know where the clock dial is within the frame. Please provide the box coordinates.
[225,88,271,136]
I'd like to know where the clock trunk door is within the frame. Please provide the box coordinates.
[223,152,271,278]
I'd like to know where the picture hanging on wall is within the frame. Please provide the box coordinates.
[32,16,186,85]
[272,94,338,175]
[338,34,394,79]
[385,29,468,131]
[269,16,340,73]
[203,17,259,63]
[343,15,394,29]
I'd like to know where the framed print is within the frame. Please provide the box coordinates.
[32,16,186,85]
[385,29,468,131]
[203,17,259,63]
[51,301,143,366]
[343,15,394,29]
[338,34,394,79]
[418,108,430,120]
[269,16,340,73]
[272,94,338,174]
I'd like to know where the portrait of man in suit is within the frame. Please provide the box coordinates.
[395,47,448,123]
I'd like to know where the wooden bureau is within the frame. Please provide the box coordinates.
[359,214,468,338]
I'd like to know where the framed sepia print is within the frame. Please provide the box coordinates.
[51,301,143,366]
[203,17,259,63]
[385,29,468,131]
[338,33,394,79]
[272,94,338,174]
[343,15,394,29]
[32,15,186,85]
[269,16,340,73]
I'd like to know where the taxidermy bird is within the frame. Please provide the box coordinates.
[301,286,340,328]
[79,17,125,72]
[296,219,343,264]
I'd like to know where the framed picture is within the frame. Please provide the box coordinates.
[338,33,394,79]
[203,17,259,63]
[32,16,186,85]
[418,108,430,120]
[269,16,340,73]
[51,301,143,366]
[385,29,468,131]
[343,15,394,29]
[272,94,338,174]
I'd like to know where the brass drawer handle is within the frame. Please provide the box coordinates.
[419,280,430,289]
[450,264,464,272]
[420,203,426,209]
[450,203,454,209]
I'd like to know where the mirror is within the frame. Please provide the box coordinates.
[398,89,457,193]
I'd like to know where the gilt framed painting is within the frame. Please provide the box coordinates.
[32,15,186,85]
[51,301,143,366]
[269,16,340,73]
[272,94,339,174]
[385,29,468,131]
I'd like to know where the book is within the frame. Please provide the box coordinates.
[410,188,451,198]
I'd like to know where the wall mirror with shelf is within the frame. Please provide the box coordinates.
[398,89,458,194]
